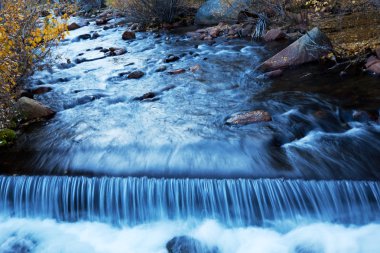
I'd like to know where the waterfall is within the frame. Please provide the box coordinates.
[0,176,379,226]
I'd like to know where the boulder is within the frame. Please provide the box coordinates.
[16,97,55,122]
[263,28,286,42]
[227,110,272,125]
[259,27,333,71]
[122,31,136,40]
[166,236,219,253]
[365,56,380,75]
[91,32,100,40]
[195,0,252,25]
[67,20,90,31]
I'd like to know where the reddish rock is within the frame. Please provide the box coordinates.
[168,69,186,75]
[208,27,221,38]
[365,56,380,74]
[227,110,272,125]
[259,27,333,71]
[122,31,136,40]
[68,22,80,31]
[263,28,286,42]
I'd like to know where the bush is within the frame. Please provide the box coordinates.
[107,0,204,23]
[0,0,69,98]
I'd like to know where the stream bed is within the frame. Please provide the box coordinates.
[0,17,380,253]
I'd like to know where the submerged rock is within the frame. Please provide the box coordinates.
[96,18,108,26]
[16,97,55,122]
[155,65,167,72]
[227,110,272,125]
[195,0,252,25]
[106,47,127,56]
[166,236,219,253]
[122,31,136,40]
[134,92,157,101]
[259,27,333,71]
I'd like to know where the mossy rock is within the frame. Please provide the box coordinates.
[0,128,16,147]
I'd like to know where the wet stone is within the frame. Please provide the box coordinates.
[128,71,145,79]
[227,110,272,125]
[164,55,180,63]
[166,236,219,253]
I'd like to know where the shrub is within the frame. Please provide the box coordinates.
[107,0,203,23]
[0,0,69,98]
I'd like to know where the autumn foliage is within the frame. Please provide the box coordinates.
[0,0,69,98]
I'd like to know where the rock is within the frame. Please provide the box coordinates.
[128,71,145,79]
[135,92,156,101]
[68,22,80,31]
[106,47,127,56]
[122,31,136,40]
[31,86,53,95]
[264,69,283,78]
[155,65,167,72]
[16,97,55,122]
[227,110,272,125]
[259,27,333,71]
[168,69,186,75]
[0,129,16,147]
[164,55,180,63]
[96,18,108,26]
[91,32,100,40]
[376,47,380,58]
[79,34,92,40]
[208,27,221,38]
[166,236,219,253]
[365,56,380,74]
[263,28,286,42]
[240,24,254,37]
[195,0,252,25]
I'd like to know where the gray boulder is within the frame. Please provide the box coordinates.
[16,97,55,122]
[195,0,252,25]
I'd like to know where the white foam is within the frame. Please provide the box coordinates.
[0,218,379,253]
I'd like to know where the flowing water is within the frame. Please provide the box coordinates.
[0,17,380,252]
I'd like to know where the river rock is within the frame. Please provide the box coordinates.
[96,18,108,26]
[227,110,272,125]
[122,31,136,40]
[155,65,167,72]
[168,69,186,75]
[106,47,127,56]
[376,47,380,58]
[91,32,100,40]
[68,22,81,31]
[164,55,180,63]
[128,71,145,79]
[264,69,283,78]
[195,0,252,25]
[259,27,333,71]
[263,28,286,42]
[365,56,380,74]
[166,236,219,253]
[31,86,53,95]
[16,97,55,122]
